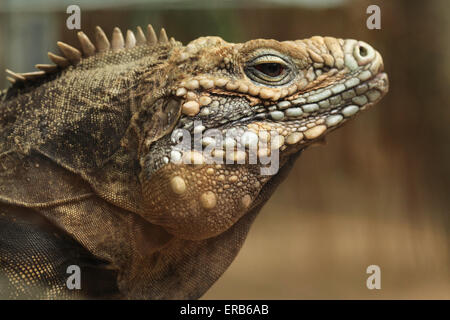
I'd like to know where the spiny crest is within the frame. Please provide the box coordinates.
[5,24,175,84]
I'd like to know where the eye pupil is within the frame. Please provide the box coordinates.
[255,63,283,77]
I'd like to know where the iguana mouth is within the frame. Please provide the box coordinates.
[165,70,388,167]
[166,39,388,167]
[228,70,389,132]
[241,71,388,124]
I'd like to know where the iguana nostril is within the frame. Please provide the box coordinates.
[353,41,375,65]
[359,46,368,57]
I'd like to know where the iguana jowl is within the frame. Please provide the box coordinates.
[0,25,388,299]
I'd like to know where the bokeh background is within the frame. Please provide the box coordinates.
[0,0,448,299]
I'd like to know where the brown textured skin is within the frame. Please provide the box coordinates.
[0,27,388,299]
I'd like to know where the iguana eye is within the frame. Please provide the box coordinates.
[245,54,292,86]
[254,63,284,77]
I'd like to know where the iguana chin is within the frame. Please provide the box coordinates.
[0,25,388,299]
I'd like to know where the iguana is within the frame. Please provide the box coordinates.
[0,25,388,299]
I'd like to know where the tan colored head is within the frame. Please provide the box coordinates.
[140,35,388,240]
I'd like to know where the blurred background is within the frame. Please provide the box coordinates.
[0,0,449,299]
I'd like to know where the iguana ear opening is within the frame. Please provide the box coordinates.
[140,97,182,151]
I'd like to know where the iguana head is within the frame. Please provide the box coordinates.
[140,34,388,240]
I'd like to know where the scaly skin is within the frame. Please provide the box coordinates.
[0,25,388,299]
